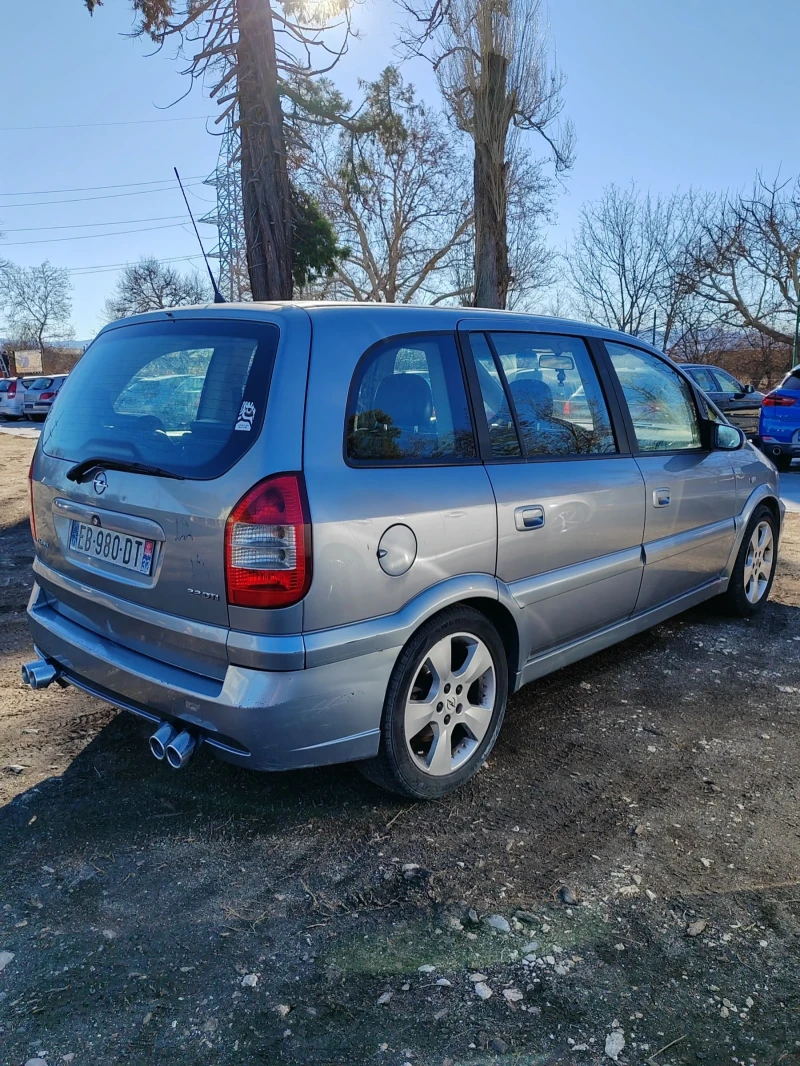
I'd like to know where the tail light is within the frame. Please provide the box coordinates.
[763,392,797,407]
[29,455,37,542]
[563,400,571,416]
[225,474,311,608]
[40,391,55,401]
[8,380,17,398]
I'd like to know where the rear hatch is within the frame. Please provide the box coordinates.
[31,314,281,679]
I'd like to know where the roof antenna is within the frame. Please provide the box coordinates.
[174,166,225,304]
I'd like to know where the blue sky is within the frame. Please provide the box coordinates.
[1,0,798,337]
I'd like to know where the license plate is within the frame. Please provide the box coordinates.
[69,520,155,575]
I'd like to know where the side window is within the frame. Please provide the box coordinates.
[488,333,617,457]
[346,334,476,463]
[784,369,800,391]
[712,369,745,396]
[467,333,522,457]
[606,342,701,452]
[688,367,718,393]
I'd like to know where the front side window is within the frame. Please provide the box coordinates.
[346,334,476,463]
[606,342,701,451]
[488,333,617,457]
[712,369,745,396]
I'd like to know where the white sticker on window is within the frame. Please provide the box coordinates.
[235,400,256,431]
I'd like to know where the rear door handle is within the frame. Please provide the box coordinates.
[514,505,545,530]
[653,488,671,507]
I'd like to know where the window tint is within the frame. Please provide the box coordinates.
[712,369,745,396]
[688,367,718,392]
[347,334,476,463]
[42,320,278,480]
[468,333,522,457]
[488,333,617,457]
[606,342,701,451]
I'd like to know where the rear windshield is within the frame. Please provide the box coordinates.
[0,381,9,393]
[29,377,54,390]
[42,318,279,479]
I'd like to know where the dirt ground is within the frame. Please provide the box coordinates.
[1,433,799,1066]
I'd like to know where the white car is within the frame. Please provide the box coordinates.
[0,377,31,419]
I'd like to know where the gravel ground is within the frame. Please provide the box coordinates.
[1,434,799,1066]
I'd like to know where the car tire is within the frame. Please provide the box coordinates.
[718,504,778,617]
[358,606,508,799]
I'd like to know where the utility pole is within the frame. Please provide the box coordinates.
[793,300,800,368]
[652,309,657,347]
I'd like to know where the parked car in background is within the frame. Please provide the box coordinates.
[22,305,783,799]
[682,364,764,435]
[758,364,800,472]
[0,377,28,419]
[22,375,68,422]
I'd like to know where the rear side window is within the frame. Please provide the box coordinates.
[42,319,279,479]
[783,369,800,391]
[488,333,617,457]
[346,334,476,463]
[688,367,717,392]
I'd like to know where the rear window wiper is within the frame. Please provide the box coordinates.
[66,457,186,483]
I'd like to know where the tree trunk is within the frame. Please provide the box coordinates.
[473,49,511,310]
[236,0,293,300]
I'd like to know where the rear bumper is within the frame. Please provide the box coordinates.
[27,582,394,771]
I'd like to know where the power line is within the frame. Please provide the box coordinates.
[0,175,205,197]
[66,254,204,276]
[69,255,205,277]
[0,181,205,209]
[0,115,213,132]
[1,221,204,248]
[2,214,187,234]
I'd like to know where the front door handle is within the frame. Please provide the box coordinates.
[514,505,545,531]
[653,488,671,507]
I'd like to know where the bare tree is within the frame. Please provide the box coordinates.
[3,261,72,352]
[401,0,573,309]
[566,183,705,347]
[104,257,211,321]
[685,175,800,352]
[84,0,359,300]
[297,68,473,303]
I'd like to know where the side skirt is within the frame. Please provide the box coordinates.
[514,576,728,692]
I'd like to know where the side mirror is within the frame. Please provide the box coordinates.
[714,423,746,450]
[743,383,755,394]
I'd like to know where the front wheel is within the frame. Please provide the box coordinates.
[719,505,778,616]
[359,606,508,798]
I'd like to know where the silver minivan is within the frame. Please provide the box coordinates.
[23,304,784,797]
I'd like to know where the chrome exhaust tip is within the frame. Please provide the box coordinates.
[149,722,178,761]
[21,658,60,690]
[165,730,198,770]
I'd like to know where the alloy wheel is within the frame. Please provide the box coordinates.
[404,632,496,776]
[743,520,774,604]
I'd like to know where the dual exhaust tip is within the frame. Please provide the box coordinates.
[21,657,199,771]
[149,723,199,770]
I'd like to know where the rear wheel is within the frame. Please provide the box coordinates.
[359,606,508,798]
[719,505,778,616]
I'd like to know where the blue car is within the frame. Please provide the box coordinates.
[759,364,800,472]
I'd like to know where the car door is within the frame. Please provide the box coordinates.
[461,328,646,658]
[708,368,762,436]
[603,342,738,613]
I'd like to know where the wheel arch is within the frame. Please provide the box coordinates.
[460,596,522,692]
